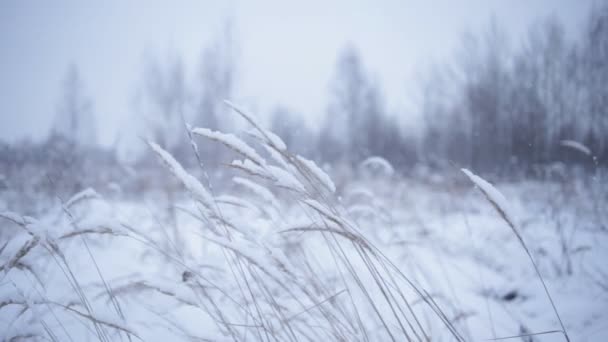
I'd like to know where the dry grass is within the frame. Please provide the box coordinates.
[2,102,595,341]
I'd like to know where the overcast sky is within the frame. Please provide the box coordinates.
[0,0,595,147]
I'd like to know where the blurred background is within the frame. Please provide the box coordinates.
[0,0,605,204]
[2,3,608,341]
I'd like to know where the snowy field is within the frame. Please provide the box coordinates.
[2,1,607,341]
[1,121,607,342]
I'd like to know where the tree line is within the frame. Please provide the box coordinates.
[418,5,608,174]
[277,4,608,175]
[3,4,607,188]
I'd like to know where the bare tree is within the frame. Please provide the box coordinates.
[193,22,238,165]
[270,105,315,156]
[319,45,413,168]
[581,4,608,160]
[53,64,97,147]
[195,22,237,132]
[513,17,571,164]
[416,13,608,174]
[321,46,386,163]
[45,64,100,195]
[138,54,189,161]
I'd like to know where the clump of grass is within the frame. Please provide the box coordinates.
[462,168,570,342]
[140,101,465,341]
[0,205,140,342]
[2,102,473,341]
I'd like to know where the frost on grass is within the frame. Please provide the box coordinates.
[560,140,592,156]
[263,144,292,171]
[224,100,290,154]
[267,165,306,193]
[191,127,267,167]
[204,234,289,283]
[65,187,100,208]
[461,168,516,228]
[7,101,604,341]
[233,177,279,208]
[360,156,395,176]
[262,129,287,151]
[223,100,267,136]
[230,159,268,179]
[296,155,336,193]
[0,211,31,227]
[149,141,214,211]
[0,236,39,276]
[233,159,306,193]
[248,127,287,151]
[303,199,344,227]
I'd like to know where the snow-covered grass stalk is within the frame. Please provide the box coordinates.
[462,168,570,342]
[0,203,140,342]
[135,101,465,341]
[2,102,472,341]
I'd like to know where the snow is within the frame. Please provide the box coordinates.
[461,168,516,228]
[232,156,305,194]
[267,165,306,193]
[302,199,343,226]
[263,129,287,151]
[296,155,336,193]
[215,194,259,212]
[264,144,293,172]
[2,174,607,341]
[1,236,39,275]
[149,141,215,210]
[248,128,287,151]
[233,177,279,208]
[560,140,592,156]
[204,234,288,284]
[360,156,395,175]
[223,100,266,135]
[3,129,608,341]
[191,127,267,167]
[0,211,30,227]
[231,158,267,178]
[65,187,100,208]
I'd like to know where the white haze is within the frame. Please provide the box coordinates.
[0,0,592,148]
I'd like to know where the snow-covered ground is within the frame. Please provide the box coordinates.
[1,153,607,341]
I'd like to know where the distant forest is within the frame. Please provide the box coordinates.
[311,3,608,174]
[2,4,607,185]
